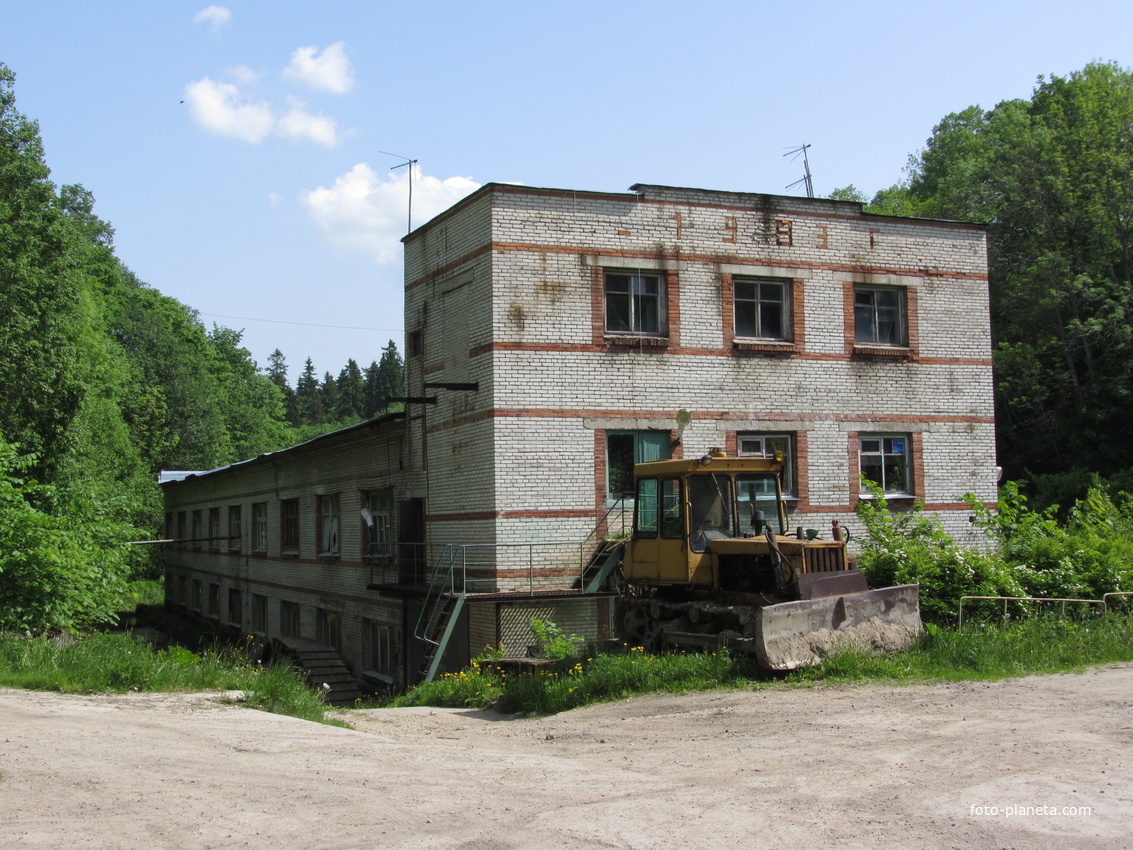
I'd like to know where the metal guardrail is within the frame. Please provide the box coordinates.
[957,594,1124,630]
[577,501,630,576]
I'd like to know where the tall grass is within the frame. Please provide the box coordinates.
[0,631,332,724]
[388,613,1133,716]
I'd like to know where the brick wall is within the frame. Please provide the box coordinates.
[404,183,996,571]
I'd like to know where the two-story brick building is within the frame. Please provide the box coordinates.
[161,182,996,690]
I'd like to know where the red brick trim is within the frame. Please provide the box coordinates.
[405,242,988,291]
[794,429,810,511]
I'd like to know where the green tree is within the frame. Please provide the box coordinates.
[207,327,289,462]
[333,359,365,422]
[0,434,132,631]
[0,64,86,474]
[296,357,324,425]
[874,62,1133,496]
[374,339,405,413]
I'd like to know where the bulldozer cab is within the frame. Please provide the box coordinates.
[625,451,789,586]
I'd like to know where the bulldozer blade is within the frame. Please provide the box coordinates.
[754,584,922,670]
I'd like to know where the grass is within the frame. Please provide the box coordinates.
[0,630,336,725]
[386,612,1133,716]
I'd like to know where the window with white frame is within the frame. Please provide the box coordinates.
[737,433,794,497]
[228,587,242,627]
[208,508,221,551]
[252,502,268,553]
[316,608,341,651]
[280,499,300,555]
[365,620,393,677]
[605,271,663,335]
[251,594,268,632]
[280,600,300,638]
[734,278,789,340]
[318,494,340,556]
[853,285,905,346]
[607,431,671,502]
[228,505,242,552]
[859,434,912,495]
[363,490,394,558]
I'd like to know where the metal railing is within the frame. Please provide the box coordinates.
[577,500,630,576]
[376,540,598,596]
[957,594,1128,630]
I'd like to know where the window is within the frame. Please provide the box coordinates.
[208,508,221,551]
[280,499,300,555]
[192,579,203,611]
[252,594,268,632]
[165,512,174,539]
[252,502,268,553]
[177,575,187,606]
[191,510,202,549]
[634,478,684,539]
[738,433,794,497]
[228,587,242,627]
[605,272,663,335]
[228,506,242,552]
[366,620,393,677]
[316,609,341,652]
[363,490,394,558]
[318,494,340,556]
[280,601,300,638]
[854,286,905,346]
[606,431,671,502]
[734,278,788,340]
[208,583,220,618]
[859,434,912,495]
[177,512,187,548]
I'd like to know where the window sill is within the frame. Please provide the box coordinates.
[851,344,914,360]
[318,552,341,561]
[732,340,796,356]
[857,493,917,501]
[603,334,669,349]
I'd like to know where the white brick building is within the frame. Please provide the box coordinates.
[162,182,996,690]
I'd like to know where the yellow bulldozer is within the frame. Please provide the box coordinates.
[615,448,922,669]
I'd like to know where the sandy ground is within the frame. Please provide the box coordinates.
[1,665,1131,850]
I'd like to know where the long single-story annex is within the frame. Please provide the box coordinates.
[161,182,997,690]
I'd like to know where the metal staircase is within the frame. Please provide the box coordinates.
[577,538,626,593]
[413,545,465,683]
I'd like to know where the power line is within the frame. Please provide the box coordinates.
[201,313,402,333]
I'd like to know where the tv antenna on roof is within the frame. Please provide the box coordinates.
[784,144,814,198]
[379,150,418,233]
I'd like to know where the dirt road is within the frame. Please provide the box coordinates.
[2,665,1130,849]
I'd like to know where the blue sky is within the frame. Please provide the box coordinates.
[4,1,1132,383]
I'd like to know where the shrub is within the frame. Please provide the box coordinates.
[855,480,1023,624]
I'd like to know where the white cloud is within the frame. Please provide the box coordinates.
[184,77,342,147]
[301,164,480,264]
[193,5,231,31]
[277,97,340,147]
[227,64,261,86]
[184,76,274,144]
[282,42,354,94]
[267,192,282,207]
